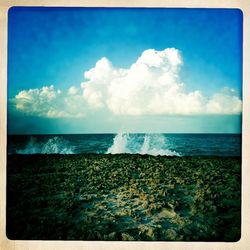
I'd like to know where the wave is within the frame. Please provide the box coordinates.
[16,136,74,154]
[12,133,179,156]
[107,132,180,156]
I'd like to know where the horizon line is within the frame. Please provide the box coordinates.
[7,132,242,136]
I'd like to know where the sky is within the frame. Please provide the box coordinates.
[7,7,242,134]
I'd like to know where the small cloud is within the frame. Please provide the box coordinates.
[13,85,86,118]
[68,86,79,95]
[206,89,242,114]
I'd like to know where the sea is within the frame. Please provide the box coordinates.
[7,133,241,157]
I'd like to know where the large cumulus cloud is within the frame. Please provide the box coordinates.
[11,48,242,118]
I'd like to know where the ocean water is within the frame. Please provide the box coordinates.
[7,133,241,156]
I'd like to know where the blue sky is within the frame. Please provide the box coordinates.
[8,7,242,134]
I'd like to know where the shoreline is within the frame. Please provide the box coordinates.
[7,153,242,158]
[7,154,241,241]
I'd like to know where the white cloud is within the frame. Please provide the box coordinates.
[68,86,79,95]
[14,85,86,118]
[206,88,242,114]
[81,48,241,115]
[12,48,242,118]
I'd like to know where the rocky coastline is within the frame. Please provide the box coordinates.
[7,154,241,241]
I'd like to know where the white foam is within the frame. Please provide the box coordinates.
[107,133,131,154]
[16,136,74,154]
[107,132,180,156]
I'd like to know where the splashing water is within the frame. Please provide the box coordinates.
[16,136,74,154]
[140,134,179,156]
[107,133,131,154]
[8,134,241,156]
[140,135,150,154]
[107,132,180,156]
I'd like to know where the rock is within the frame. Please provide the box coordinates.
[121,233,135,241]
[142,201,148,209]
[94,166,100,171]
[158,208,176,218]
[105,232,116,240]
[146,208,152,216]
[146,228,156,240]
[165,229,177,240]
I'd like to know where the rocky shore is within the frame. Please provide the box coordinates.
[7,154,241,241]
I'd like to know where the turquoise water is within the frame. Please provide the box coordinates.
[8,133,241,156]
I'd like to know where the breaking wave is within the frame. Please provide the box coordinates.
[16,136,74,154]
[107,132,180,156]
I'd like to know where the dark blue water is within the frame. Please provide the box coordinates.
[7,133,241,156]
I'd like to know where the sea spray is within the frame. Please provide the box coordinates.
[140,134,180,156]
[140,135,150,154]
[8,134,241,156]
[107,132,180,156]
[107,133,131,154]
[16,136,74,154]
